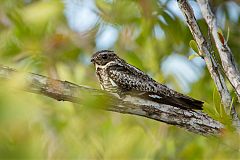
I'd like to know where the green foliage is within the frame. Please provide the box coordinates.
[189,40,199,55]
[226,26,230,43]
[188,54,199,60]
[0,0,239,159]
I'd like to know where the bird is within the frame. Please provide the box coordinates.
[91,50,203,110]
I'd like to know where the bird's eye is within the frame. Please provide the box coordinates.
[102,54,108,59]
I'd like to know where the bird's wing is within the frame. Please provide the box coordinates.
[107,63,153,92]
[107,64,203,110]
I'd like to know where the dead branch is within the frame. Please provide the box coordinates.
[177,0,240,130]
[197,0,240,102]
[0,66,223,136]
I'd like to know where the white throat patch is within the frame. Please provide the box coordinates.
[95,61,116,70]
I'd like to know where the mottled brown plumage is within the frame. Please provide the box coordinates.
[91,50,203,110]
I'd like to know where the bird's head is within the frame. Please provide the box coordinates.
[91,50,119,66]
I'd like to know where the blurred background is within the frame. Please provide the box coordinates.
[0,0,239,159]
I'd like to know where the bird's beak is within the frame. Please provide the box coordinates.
[90,57,94,63]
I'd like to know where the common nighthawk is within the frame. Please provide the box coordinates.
[91,50,203,110]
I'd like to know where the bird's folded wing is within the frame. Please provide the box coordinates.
[107,64,203,110]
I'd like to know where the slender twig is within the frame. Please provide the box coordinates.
[197,0,240,128]
[177,0,240,130]
[197,0,240,101]
[0,66,223,136]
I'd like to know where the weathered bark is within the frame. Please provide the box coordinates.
[197,0,240,102]
[177,0,240,130]
[0,66,223,136]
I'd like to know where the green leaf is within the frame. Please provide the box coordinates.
[188,54,199,60]
[226,26,230,42]
[229,97,234,115]
[189,40,199,54]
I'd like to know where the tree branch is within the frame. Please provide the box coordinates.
[0,66,223,136]
[197,0,240,102]
[177,0,240,130]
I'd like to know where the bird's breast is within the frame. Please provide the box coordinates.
[95,66,118,92]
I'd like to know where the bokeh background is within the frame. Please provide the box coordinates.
[0,0,239,159]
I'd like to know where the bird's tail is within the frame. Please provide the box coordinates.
[133,91,204,110]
